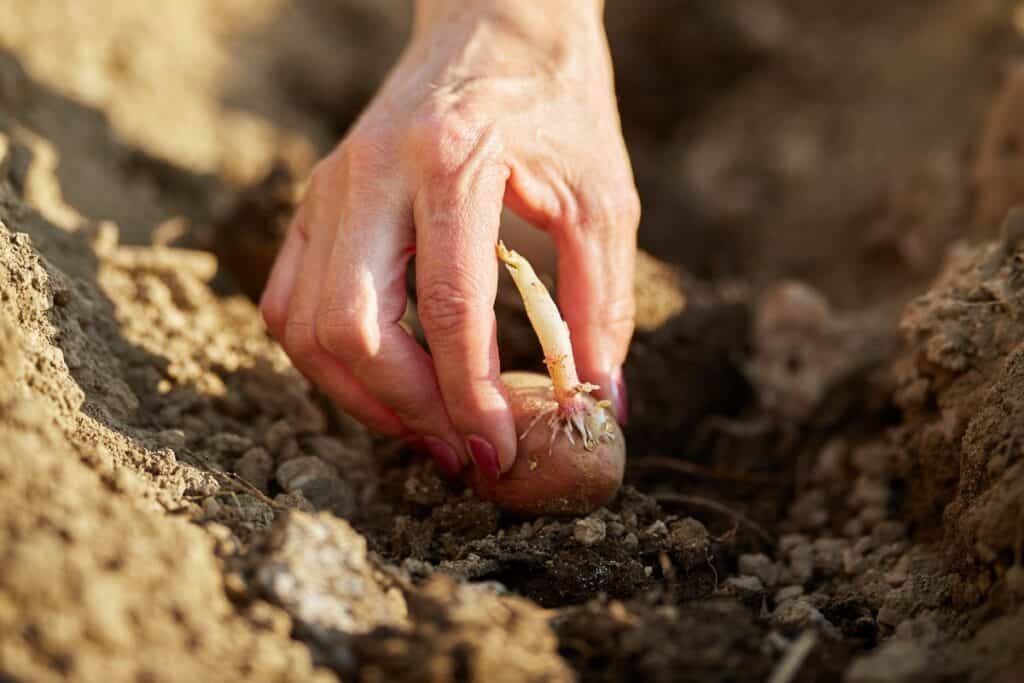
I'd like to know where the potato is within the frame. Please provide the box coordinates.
[468,371,625,517]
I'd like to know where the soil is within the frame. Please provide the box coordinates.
[3,1,1024,682]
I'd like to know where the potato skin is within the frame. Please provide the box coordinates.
[469,372,626,516]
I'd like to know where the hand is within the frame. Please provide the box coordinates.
[260,0,639,482]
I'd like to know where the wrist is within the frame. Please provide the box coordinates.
[412,0,604,48]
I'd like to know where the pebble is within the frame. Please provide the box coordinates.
[206,432,253,455]
[305,435,365,470]
[774,585,804,604]
[812,438,847,484]
[842,546,866,575]
[858,505,888,528]
[156,428,187,451]
[851,443,894,477]
[275,457,356,515]
[883,554,910,587]
[276,456,335,492]
[788,542,815,584]
[667,518,710,569]
[644,520,668,538]
[842,518,865,538]
[812,537,846,576]
[607,521,626,538]
[771,597,825,630]
[724,575,764,598]
[790,489,829,529]
[779,533,810,554]
[849,475,890,508]
[264,419,294,452]
[738,553,781,587]
[235,447,274,492]
[573,517,607,546]
[623,532,639,550]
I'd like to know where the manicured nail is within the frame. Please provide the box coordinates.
[609,366,628,426]
[466,435,500,483]
[422,436,462,478]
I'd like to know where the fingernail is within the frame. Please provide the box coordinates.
[609,366,628,426]
[422,436,462,478]
[466,435,500,483]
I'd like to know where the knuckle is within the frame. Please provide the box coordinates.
[584,185,642,234]
[417,278,484,344]
[315,307,374,361]
[409,108,482,178]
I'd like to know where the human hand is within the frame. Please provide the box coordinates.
[260,0,639,483]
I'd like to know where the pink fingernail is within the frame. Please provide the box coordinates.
[467,435,500,483]
[422,436,462,478]
[610,367,629,426]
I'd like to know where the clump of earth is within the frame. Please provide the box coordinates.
[3,1,1024,682]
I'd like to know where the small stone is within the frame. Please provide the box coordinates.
[299,476,357,517]
[667,518,710,570]
[206,432,254,455]
[842,546,866,575]
[250,512,407,635]
[849,476,890,508]
[607,521,626,538]
[790,489,829,529]
[774,585,804,604]
[236,447,274,492]
[851,443,894,477]
[623,532,639,550]
[724,575,764,597]
[274,456,354,516]
[883,554,910,587]
[156,428,187,451]
[858,505,888,528]
[842,518,865,538]
[644,520,668,538]
[264,419,294,452]
[812,537,846,576]
[738,553,781,587]
[772,597,825,630]
[812,439,847,484]
[779,533,810,554]
[279,438,301,462]
[788,542,815,584]
[304,435,366,470]
[276,456,336,492]
[573,517,607,546]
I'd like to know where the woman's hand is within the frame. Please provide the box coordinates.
[260,0,639,482]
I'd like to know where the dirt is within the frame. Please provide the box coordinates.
[4,1,1024,682]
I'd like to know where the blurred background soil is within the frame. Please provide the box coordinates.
[4,1,1024,681]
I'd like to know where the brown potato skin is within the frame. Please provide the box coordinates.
[469,372,626,517]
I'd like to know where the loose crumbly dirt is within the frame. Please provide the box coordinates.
[4,1,1024,682]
